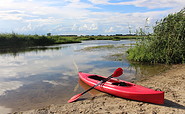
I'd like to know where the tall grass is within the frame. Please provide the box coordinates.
[0,33,81,48]
[0,33,54,47]
[127,8,185,64]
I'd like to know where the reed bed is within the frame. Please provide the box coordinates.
[127,8,185,64]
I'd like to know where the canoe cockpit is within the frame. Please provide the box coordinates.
[88,75,129,87]
[88,75,105,81]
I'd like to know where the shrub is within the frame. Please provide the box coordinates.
[127,8,185,64]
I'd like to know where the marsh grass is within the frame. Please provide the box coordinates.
[0,33,55,47]
[105,53,125,61]
[80,44,126,51]
[80,45,115,51]
[0,33,81,48]
[127,8,185,64]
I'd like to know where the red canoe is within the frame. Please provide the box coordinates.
[79,72,164,104]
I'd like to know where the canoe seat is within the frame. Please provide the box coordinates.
[89,75,106,81]
[112,82,127,86]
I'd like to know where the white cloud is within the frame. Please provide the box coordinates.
[0,10,33,20]
[25,17,60,24]
[72,23,98,32]
[65,0,80,3]
[20,23,34,32]
[0,0,184,34]
[90,23,98,30]
[89,0,185,10]
[88,0,110,4]
[78,24,98,31]
[80,10,167,34]
[79,24,88,31]
[72,24,78,31]
[105,27,114,33]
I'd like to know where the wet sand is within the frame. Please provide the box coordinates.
[17,64,185,114]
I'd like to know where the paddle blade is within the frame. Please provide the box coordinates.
[112,68,123,77]
[68,93,82,103]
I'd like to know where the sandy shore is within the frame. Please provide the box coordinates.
[17,64,185,114]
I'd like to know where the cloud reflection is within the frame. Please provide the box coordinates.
[0,81,23,96]
[0,40,138,112]
[43,80,69,86]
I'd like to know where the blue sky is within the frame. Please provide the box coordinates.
[0,0,184,35]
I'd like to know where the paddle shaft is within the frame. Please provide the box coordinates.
[81,75,113,95]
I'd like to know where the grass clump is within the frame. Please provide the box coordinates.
[81,44,127,51]
[127,8,185,64]
[105,53,125,61]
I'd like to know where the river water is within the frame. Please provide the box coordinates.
[0,40,169,113]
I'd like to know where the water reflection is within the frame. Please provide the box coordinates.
[78,79,102,96]
[0,46,64,57]
[0,40,169,113]
[129,63,171,81]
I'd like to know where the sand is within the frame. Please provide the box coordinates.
[16,64,185,114]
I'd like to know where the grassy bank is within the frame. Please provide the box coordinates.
[0,33,142,49]
[78,35,143,41]
[127,8,185,64]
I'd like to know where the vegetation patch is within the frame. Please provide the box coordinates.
[80,44,127,51]
[104,53,125,61]
[0,33,81,49]
[127,8,185,64]
[81,45,115,51]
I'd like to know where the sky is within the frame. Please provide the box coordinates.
[0,0,184,35]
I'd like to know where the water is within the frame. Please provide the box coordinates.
[0,40,169,113]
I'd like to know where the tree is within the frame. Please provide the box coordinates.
[47,33,51,36]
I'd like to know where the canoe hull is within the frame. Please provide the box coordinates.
[79,72,164,104]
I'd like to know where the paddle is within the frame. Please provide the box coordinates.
[68,68,123,103]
